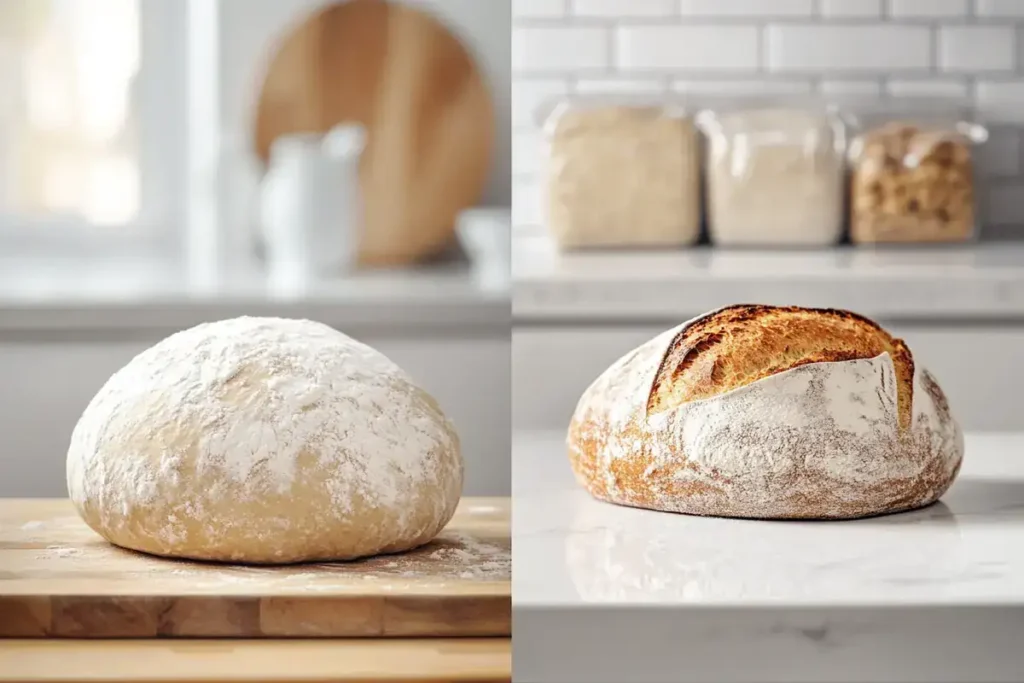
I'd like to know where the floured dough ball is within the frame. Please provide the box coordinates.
[66,317,463,564]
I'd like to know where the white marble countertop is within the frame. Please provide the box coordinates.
[513,233,1024,323]
[0,256,509,334]
[513,429,1024,683]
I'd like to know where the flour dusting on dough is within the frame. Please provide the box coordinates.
[66,317,463,564]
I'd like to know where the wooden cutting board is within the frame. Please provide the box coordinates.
[0,498,509,639]
[0,638,511,682]
[254,0,495,266]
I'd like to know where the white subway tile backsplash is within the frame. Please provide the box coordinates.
[939,26,1016,73]
[513,132,545,175]
[819,79,883,96]
[887,79,969,97]
[988,184,1024,225]
[512,80,568,129]
[616,25,760,71]
[976,0,1024,17]
[978,128,1021,177]
[573,78,667,94]
[820,0,883,17]
[672,79,813,95]
[888,0,969,17]
[678,0,814,17]
[766,24,932,72]
[977,82,1024,123]
[513,179,543,227]
[512,0,1024,232]
[571,0,676,17]
[513,26,609,73]
[513,0,566,18]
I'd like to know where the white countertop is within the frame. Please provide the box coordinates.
[0,256,509,333]
[513,232,1024,323]
[513,429,1024,683]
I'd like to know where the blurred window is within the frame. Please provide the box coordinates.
[0,0,183,250]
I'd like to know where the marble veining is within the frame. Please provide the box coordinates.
[513,430,1024,682]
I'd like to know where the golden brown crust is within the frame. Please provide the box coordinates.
[567,305,964,521]
[646,304,915,430]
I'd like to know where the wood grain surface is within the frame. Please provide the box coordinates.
[0,498,509,639]
[0,637,511,682]
[254,0,495,266]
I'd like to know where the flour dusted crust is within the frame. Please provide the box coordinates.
[67,317,463,564]
[567,305,963,520]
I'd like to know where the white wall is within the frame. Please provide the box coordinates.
[511,0,1024,239]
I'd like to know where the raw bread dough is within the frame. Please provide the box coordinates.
[66,317,463,564]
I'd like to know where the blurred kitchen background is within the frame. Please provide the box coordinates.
[511,0,1024,434]
[0,0,512,497]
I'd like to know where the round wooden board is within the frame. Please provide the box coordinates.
[254,0,495,266]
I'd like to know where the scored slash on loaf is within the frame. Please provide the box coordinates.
[567,304,964,521]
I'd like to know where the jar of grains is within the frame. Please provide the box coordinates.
[847,105,987,244]
[540,97,702,250]
[697,103,848,247]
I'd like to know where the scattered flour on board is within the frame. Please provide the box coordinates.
[292,532,512,580]
[392,532,510,579]
[36,545,82,559]
[152,533,508,582]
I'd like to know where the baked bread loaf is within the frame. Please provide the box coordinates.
[567,305,963,520]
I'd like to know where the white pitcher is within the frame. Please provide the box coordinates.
[259,123,366,279]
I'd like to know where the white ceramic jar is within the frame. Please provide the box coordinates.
[259,124,366,278]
